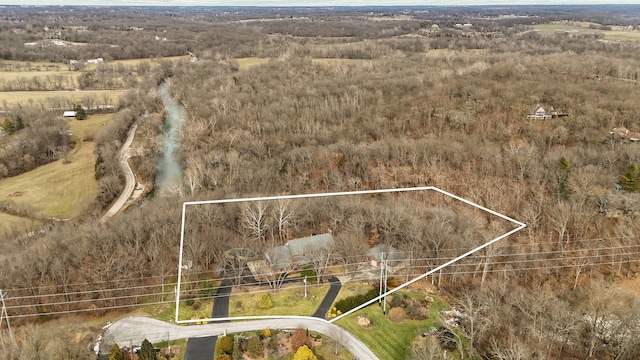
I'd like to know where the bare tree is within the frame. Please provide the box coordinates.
[272,198,298,245]
[241,201,270,243]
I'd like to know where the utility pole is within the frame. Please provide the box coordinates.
[0,289,16,351]
[378,253,384,305]
[382,257,388,315]
[303,276,307,298]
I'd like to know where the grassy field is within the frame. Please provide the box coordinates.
[0,60,68,71]
[0,212,42,238]
[530,23,640,41]
[0,69,77,83]
[0,113,113,222]
[0,90,124,108]
[334,291,452,360]
[236,57,272,70]
[228,283,329,318]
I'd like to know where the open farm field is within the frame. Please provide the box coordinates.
[107,55,190,67]
[0,60,68,72]
[68,113,114,141]
[0,89,124,108]
[0,69,78,83]
[0,140,97,219]
[0,113,112,224]
[531,23,640,41]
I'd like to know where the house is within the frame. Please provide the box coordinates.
[265,233,334,270]
[527,107,553,120]
[611,127,640,142]
[62,111,76,118]
[86,58,104,64]
[367,244,407,274]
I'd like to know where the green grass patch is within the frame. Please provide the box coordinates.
[334,291,450,360]
[228,283,329,318]
[154,299,214,323]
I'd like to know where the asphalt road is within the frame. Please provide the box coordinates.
[101,316,379,360]
[101,124,137,222]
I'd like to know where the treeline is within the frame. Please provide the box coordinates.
[0,109,74,179]
[1,7,640,360]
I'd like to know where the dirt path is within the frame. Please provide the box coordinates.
[101,124,137,223]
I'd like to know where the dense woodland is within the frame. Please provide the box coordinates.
[1,5,640,360]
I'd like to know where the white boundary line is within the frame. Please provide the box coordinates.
[175,186,526,324]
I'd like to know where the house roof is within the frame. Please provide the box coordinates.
[265,233,334,270]
[63,111,76,117]
[285,233,334,256]
[367,244,406,268]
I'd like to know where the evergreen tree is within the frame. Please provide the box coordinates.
[257,293,273,309]
[247,335,263,358]
[74,104,87,120]
[557,156,572,199]
[109,343,125,360]
[2,118,16,135]
[138,339,157,360]
[619,163,640,192]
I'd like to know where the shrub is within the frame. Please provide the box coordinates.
[258,293,273,309]
[247,335,263,358]
[300,265,317,283]
[390,293,405,308]
[216,355,232,360]
[290,328,310,350]
[293,345,317,360]
[217,336,234,354]
[262,328,272,338]
[198,281,217,298]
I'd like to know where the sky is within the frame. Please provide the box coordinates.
[1,0,639,6]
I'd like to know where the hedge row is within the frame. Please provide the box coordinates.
[334,288,380,313]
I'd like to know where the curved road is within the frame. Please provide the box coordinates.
[101,316,379,360]
[101,124,137,223]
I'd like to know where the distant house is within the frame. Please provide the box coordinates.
[527,107,553,120]
[611,127,640,142]
[265,233,334,270]
[63,111,76,118]
[526,106,568,120]
[86,57,104,64]
[367,244,408,274]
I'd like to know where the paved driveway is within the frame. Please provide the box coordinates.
[184,336,217,360]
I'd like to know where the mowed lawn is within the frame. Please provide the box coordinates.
[0,114,113,220]
[228,283,330,318]
[333,285,451,360]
